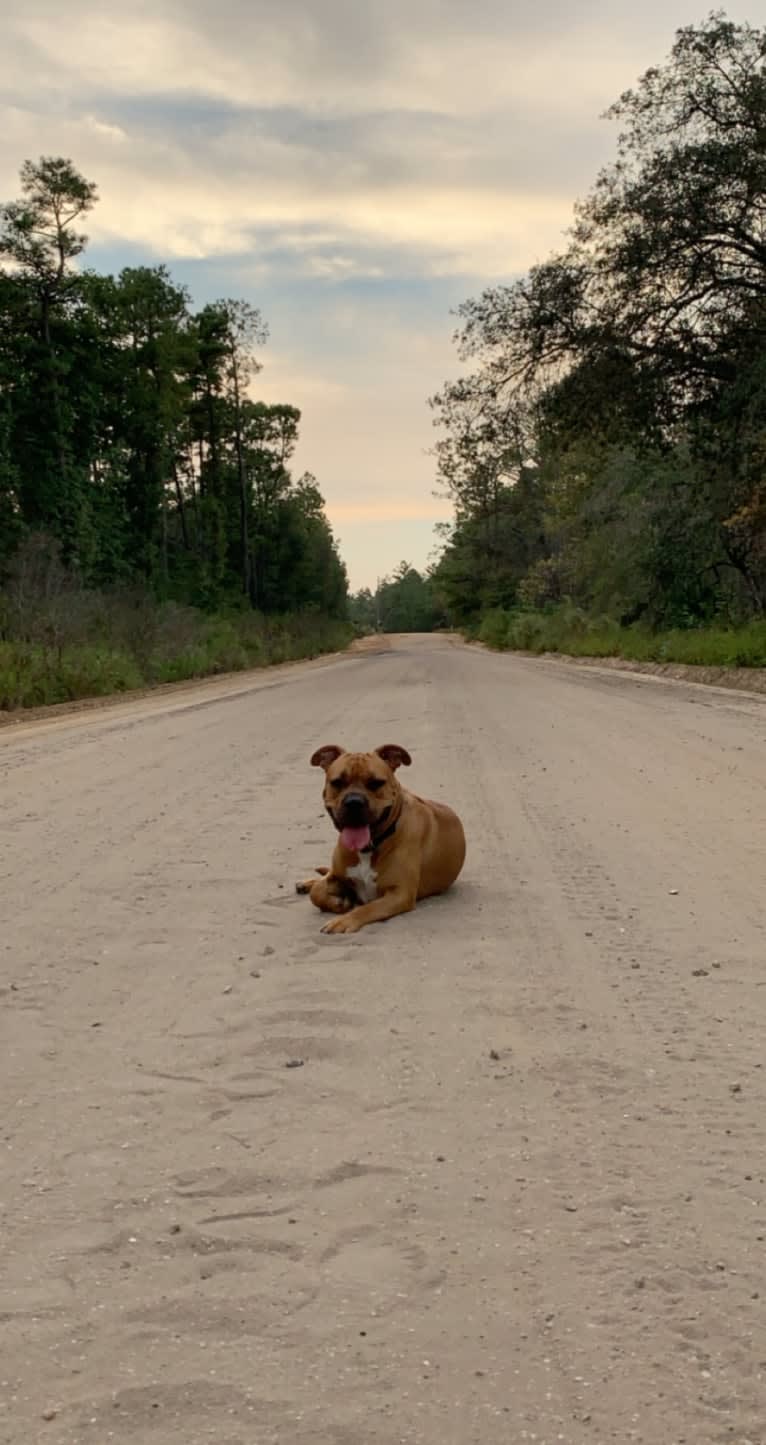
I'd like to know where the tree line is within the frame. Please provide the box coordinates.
[349,561,441,633]
[428,15,766,634]
[0,158,348,619]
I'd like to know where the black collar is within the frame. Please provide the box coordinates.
[361,816,398,853]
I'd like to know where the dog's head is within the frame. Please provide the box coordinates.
[310,743,411,851]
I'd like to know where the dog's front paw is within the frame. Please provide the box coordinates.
[321,914,361,935]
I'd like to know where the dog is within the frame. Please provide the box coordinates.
[296,743,466,934]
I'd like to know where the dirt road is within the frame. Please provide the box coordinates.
[2,634,765,1445]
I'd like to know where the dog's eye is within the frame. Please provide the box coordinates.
[330,777,345,790]
[367,778,385,792]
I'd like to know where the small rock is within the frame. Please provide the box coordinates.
[669,889,679,896]
[692,968,709,977]
[285,1059,304,1069]
[489,1049,501,1062]
[730,1083,743,1094]
[169,1224,182,1235]
[249,970,261,979]
[42,1409,57,1422]
[222,985,233,995]
[262,946,276,957]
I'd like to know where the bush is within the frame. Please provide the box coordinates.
[0,542,353,710]
[478,609,512,649]
[0,642,144,708]
[474,606,766,670]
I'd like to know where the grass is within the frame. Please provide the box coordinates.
[0,605,353,711]
[475,607,766,669]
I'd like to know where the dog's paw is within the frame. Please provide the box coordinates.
[321,914,361,935]
[295,880,312,895]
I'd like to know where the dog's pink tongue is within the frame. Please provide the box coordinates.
[340,825,371,853]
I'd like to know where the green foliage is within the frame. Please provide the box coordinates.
[0,538,352,709]
[349,562,441,634]
[477,609,511,649]
[430,16,766,638]
[0,157,348,660]
[476,607,766,669]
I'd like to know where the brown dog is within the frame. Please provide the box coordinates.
[296,744,466,934]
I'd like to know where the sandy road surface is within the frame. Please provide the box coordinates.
[2,634,765,1445]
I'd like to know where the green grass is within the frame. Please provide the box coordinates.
[0,608,353,711]
[475,608,766,669]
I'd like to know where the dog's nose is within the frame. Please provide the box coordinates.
[343,792,367,815]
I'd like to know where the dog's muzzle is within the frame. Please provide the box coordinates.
[339,791,368,827]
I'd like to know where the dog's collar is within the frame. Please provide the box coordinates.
[361,816,398,853]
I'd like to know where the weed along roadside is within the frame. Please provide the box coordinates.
[0,558,352,712]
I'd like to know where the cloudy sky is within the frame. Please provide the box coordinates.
[1,1,756,589]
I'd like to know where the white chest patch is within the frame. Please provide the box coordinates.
[346,854,378,904]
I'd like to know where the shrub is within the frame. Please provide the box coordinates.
[473,606,766,670]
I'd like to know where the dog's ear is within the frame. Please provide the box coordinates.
[375,744,412,772]
[310,744,345,770]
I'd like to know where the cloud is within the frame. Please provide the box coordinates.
[2,0,759,586]
[1,95,596,275]
[1,0,669,277]
[3,0,701,119]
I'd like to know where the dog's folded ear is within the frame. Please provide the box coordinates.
[310,744,345,770]
[375,744,412,771]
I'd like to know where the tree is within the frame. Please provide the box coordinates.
[0,158,98,553]
[84,265,193,583]
[217,300,268,601]
[350,563,438,634]
[429,16,766,627]
[0,156,348,624]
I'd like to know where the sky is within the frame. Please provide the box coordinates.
[0,1,757,590]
